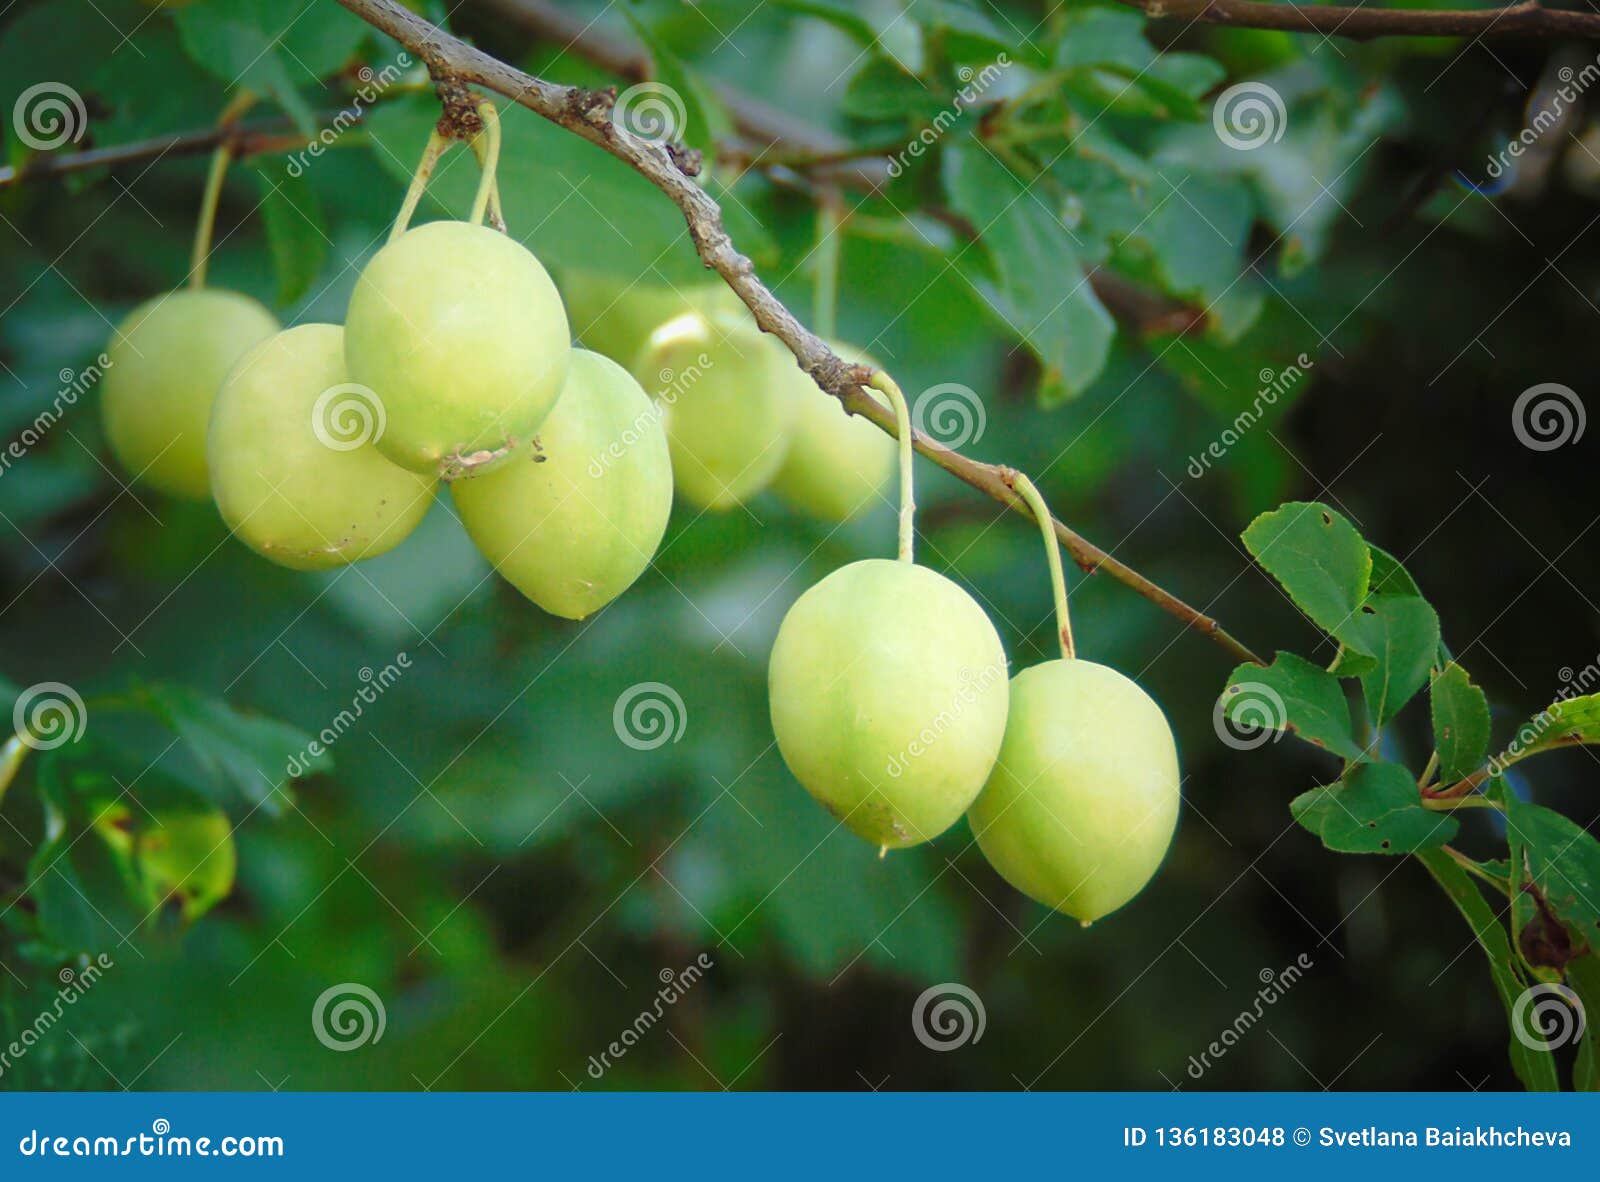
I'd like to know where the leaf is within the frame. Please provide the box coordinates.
[1503,795,1600,949]
[28,760,152,952]
[173,2,320,133]
[1133,172,1254,308]
[1054,8,1151,73]
[1346,595,1440,724]
[124,801,238,923]
[1241,501,1372,642]
[1053,8,1221,120]
[1418,848,1560,1092]
[1367,543,1422,597]
[623,13,720,158]
[1569,954,1600,1091]
[842,57,944,122]
[776,0,879,46]
[141,685,329,815]
[1289,760,1456,854]
[252,164,328,306]
[1220,651,1364,760]
[1493,692,1600,771]
[1430,663,1491,782]
[944,143,1115,398]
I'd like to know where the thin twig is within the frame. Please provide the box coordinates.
[1119,0,1600,40]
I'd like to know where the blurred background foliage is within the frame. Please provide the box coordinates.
[1,0,1598,1090]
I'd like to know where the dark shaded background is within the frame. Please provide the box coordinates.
[2,0,1597,1090]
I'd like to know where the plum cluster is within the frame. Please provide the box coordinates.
[98,125,1180,922]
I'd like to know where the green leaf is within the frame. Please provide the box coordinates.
[1430,662,1491,782]
[944,143,1115,398]
[1220,651,1364,761]
[28,760,151,952]
[1494,692,1600,771]
[842,57,943,122]
[1054,8,1150,73]
[1569,954,1600,1091]
[1146,53,1227,102]
[1241,501,1372,641]
[1134,172,1254,306]
[123,800,238,923]
[141,685,328,816]
[1346,595,1440,723]
[1504,795,1600,950]
[776,0,879,46]
[1367,543,1422,597]
[1290,761,1456,854]
[252,164,328,306]
[172,2,320,134]
[1418,848,1560,1091]
[623,13,720,158]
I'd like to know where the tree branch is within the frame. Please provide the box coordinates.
[477,0,1208,336]
[331,0,1263,666]
[1118,0,1600,41]
[0,121,306,188]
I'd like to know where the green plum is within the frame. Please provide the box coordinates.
[452,349,672,619]
[968,659,1180,924]
[208,323,436,570]
[344,220,571,477]
[101,288,278,499]
[770,339,895,521]
[634,312,802,510]
[768,558,1010,849]
[559,268,744,368]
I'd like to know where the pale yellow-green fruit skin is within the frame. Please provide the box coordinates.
[769,559,1011,849]
[208,323,437,571]
[559,268,743,368]
[344,221,571,477]
[451,349,672,619]
[101,288,278,499]
[635,313,800,510]
[770,340,895,521]
[968,659,1180,923]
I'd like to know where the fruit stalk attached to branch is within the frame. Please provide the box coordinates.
[1004,468,1075,660]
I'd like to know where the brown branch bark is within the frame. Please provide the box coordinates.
[333,0,1264,666]
[1119,0,1600,41]
[0,121,306,188]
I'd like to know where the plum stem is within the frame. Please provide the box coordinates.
[188,143,232,289]
[812,193,843,339]
[868,370,915,564]
[389,128,451,243]
[1008,470,1075,660]
[468,101,504,229]
[188,90,257,289]
[0,735,28,812]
